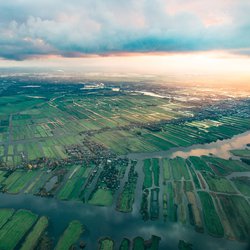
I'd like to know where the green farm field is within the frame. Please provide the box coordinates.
[55,220,84,250]
[198,191,224,237]
[0,80,250,250]
[0,209,38,250]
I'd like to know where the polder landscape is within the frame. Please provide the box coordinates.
[0,73,249,250]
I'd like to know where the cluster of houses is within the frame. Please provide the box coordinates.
[96,158,129,192]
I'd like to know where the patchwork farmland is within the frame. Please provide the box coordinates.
[0,79,249,249]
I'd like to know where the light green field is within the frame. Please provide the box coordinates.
[2,171,23,187]
[88,189,113,206]
[20,216,48,250]
[170,157,190,181]
[57,178,85,200]
[55,220,83,250]
[99,238,114,250]
[143,159,152,189]
[57,165,87,200]
[4,170,39,194]
[7,145,14,155]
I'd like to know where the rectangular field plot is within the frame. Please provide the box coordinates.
[20,216,48,250]
[0,95,44,116]
[141,133,176,150]
[218,195,250,241]
[24,170,52,194]
[0,209,38,250]
[0,170,7,183]
[55,220,83,250]
[231,177,250,196]
[57,165,87,200]
[201,156,250,175]
[88,189,114,206]
[230,149,250,158]
[167,182,177,222]
[0,145,5,157]
[152,158,160,186]
[0,205,81,250]
[143,159,153,189]
[201,172,236,193]
[92,130,158,154]
[188,156,213,173]
[185,192,203,232]
[198,191,224,237]
[169,157,190,181]
[186,162,201,189]
[162,158,171,182]
[0,209,15,229]
[2,170,39,194]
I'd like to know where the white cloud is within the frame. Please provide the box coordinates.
[0,0,249,59]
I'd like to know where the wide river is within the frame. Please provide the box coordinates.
[0,131,250,250]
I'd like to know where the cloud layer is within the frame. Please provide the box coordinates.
[0,0,250,60]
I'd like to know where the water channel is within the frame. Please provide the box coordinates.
[0,131,250,249]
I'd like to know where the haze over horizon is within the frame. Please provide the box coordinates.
[1,0,250,86]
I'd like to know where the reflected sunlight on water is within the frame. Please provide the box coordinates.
[170,131,250,159]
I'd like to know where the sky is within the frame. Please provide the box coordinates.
[0,0,250,85]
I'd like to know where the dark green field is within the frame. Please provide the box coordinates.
[198,191,224,237]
